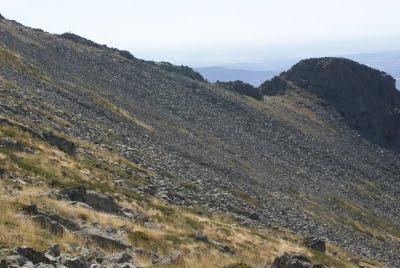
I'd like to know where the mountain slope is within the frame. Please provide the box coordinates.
[0,16,399,267]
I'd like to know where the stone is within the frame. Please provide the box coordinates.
[304,237,326,253]
[61,256,88,268]
[270,253,312,268]
[5,254,29,266]
[270,253,328,268]
[42,132,76,155]
[154,251,183,265]
[60,186,87,202]
[22,204,38,215]
[46,213,81,231]
[47,244,61,257]
[0,260,7,268]
[84,190,121,214]
[32,215,65,235]
[102,252,134,265]
[60,186,121,214]
[194,232,209,243]
[218,244,235,254]
[15,246,50,265]
[77,227,131,250]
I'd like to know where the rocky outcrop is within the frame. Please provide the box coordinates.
[77,226,132,250]
[32,215,65,235]
[303,237,326,253]
[60,186,122,214]
[22,204,80,231]
[152,251,183,265]
[42,132,76,155]
[261,57,400,150]
[1,246,138,268]
[270,253,328,268]
[217,80,263,100]
[15,246,51,265]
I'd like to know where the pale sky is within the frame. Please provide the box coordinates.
[2,0,400,65]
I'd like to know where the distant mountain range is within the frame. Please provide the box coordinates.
[196,51,400,88]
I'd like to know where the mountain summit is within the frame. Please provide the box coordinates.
[261,57,400,149]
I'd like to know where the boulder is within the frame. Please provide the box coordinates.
[22,204,38,215]
[22,203,80,231]
[84,190,121,214]
[77,227,131,250]
[61,256,88,268]
[47,244,61,257]
[46,213,80,231]
[4,254,29,266]
[102,252,138,267]
[15,246,50,265]
[60,186,122,214]
[60,186,86,202]
[32,215,65,235]
[270,253,328,268]
[194,232,209,243]
[42,132,76,155]
[153,251,183,265]
[303,237,326,253]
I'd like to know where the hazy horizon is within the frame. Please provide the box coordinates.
[2,0,400,66]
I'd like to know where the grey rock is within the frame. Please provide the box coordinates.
[5,254,29,266]
[77,227,131,250]
[270,253,327,268]
[304,237,326,253]
[15,247,50,265]
[102,252,136,267]
[22,204,38,215]
[194,232,209,243]
[60,187,121,214]
[61,256,88,268]
[47,244,61,257]
[153,251,183,265]
[32,215,65,235]
[46,213,80,231]
[42,132,76,155]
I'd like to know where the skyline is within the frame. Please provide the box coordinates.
[2,0,400,66]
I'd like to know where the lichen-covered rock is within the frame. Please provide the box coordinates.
[270,253,328,268]
[61,256,88,268]
[77,226,131,250]
[15,247,50,265]
[60,186,122,214]
[153,251,183,265]
[42,132,76,155]
[303,237,326,253]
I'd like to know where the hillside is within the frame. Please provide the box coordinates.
[0,15,399,268]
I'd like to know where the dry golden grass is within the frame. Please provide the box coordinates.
[0,120,383,268]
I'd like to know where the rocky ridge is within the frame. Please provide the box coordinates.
[260,57,400,149]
